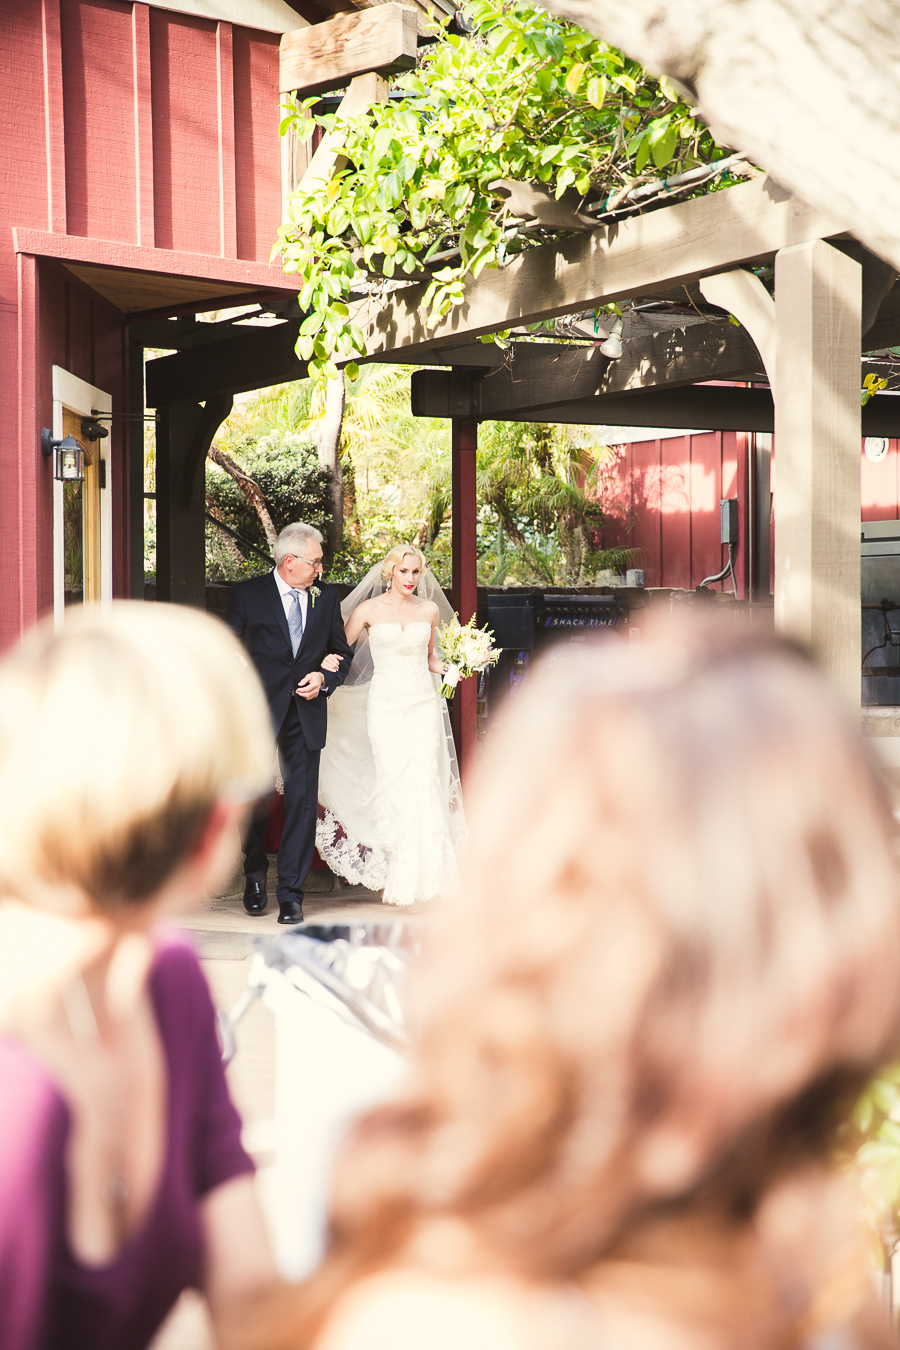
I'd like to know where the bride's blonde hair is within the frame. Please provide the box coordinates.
[381,544,426,584]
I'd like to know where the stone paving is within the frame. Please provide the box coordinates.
[150,860,421,1349]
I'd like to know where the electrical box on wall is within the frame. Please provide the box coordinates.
[720,498,739,545]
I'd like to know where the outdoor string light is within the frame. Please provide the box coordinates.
[41,429,86,483]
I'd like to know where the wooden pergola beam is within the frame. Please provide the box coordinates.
[143,312,760,409]
[145,321,305,406]
[279,5,418,96]
[411,373,900,436]
[352,176,842,359]
[475,324,762,416]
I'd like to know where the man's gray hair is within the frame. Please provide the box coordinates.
[274,523,324,566]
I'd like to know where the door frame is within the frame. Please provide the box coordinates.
[52,366,112,626]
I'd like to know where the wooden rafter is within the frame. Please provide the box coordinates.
[473,323,763,416]
[350,176,840,359]
[409,374,900,437]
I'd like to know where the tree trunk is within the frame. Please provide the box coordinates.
[536,0,900,274]
[205,495,246,566]
[318,371,345,560]
[208,445,278,549]
[343,455,359,539]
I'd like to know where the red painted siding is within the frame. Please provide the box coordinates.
[603,431,749,594]
[150,10,221,254]
[607,433,900,598]
[1,0,52,641]
[62,0,138,242]
[234,25,280,262]
[862,440,900,521]
[0,0,288,647]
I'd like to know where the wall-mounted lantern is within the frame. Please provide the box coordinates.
[41,429,86,482]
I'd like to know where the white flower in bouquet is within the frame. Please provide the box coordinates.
[436,616,501,697]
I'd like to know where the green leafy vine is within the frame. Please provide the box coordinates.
[274,0,738,382]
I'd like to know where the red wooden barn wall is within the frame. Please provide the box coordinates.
[602,432,750,594]
[0,0,282,648]
[862,440,900,523]
[604,434,900,598]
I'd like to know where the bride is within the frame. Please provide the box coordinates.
[315,545,464,906]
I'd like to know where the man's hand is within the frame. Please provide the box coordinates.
[295,671,325,700]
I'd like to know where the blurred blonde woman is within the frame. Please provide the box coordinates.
[316,546,463,906]
[0,603,277,1350]
[254,617,900,1350]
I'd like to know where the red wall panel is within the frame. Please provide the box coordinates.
[0,0,51,642]
[861,440,900,521]
[61,0,137,242]
[658,436,691,588]
[0,0,288,646]
[601,430,751,594]
[689,431,723,586]
[233,25,281,263]
[629,439,662,588]
[150,9,221,255]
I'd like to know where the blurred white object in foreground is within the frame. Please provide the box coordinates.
[248,927,414,1280]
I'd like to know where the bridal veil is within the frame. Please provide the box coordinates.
[315,564,465,891]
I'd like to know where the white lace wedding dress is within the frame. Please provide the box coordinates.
[316,620,463,906]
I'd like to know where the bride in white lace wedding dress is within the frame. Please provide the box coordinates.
[315,546,464,906]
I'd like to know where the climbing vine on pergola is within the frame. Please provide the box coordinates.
[275,0,747,382]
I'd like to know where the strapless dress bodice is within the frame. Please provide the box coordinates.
[368,621,432,685]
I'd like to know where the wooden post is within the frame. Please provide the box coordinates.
[451,418,478,771]
[155,395,231,608]
[774,239,862,705]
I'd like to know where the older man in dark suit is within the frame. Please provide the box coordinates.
[226,522,353,924]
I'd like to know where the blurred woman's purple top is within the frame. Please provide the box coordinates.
[0,936,254,1350]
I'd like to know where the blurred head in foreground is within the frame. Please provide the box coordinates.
[0,602,272,917]
[266,616,900,1349]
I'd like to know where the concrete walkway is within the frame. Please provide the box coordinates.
[151,860,420,1349]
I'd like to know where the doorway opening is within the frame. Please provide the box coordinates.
[52,367,112,623]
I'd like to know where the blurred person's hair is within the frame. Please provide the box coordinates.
[274,523,323,566]
[381,544,426,583]
[259,617,900,1347]
[0,603,272,910]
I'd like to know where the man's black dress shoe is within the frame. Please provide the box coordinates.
[277,898,304,925]
[243,878,268,915]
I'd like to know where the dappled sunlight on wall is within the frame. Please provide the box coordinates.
[600,431,748,593]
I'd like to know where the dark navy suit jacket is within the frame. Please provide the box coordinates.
[225,572,353,750]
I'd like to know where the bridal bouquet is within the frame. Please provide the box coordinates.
[437,617,501,698]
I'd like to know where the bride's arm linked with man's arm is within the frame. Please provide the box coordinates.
[311,589,355,695]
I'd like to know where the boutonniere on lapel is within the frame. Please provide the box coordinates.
[308,584,321,609]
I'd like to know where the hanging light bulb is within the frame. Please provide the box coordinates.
[599,316,624,360]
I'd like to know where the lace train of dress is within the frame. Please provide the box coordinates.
[316,622,462,905]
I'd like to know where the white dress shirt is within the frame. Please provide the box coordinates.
[273,566,309,631]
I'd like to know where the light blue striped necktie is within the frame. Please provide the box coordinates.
[288,588,305,656]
